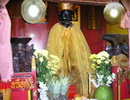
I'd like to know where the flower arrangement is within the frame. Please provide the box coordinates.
[34,50,60,84]
[34,50,70,100]
[89,51,116,88]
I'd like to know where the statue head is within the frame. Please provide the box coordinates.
[58,2,74,28]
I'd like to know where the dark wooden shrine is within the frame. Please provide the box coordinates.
[11,37,35,72]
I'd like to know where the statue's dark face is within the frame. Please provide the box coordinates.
[58,10,74,28]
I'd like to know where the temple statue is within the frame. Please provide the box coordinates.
[46,2,93,96]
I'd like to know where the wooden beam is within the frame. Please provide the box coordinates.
[43,0,119,6]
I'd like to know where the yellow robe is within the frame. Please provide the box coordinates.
[46,23,93,96]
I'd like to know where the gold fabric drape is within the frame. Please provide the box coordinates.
[0,89,11,100]
[46,23,93,96]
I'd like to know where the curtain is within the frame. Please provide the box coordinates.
[0,1,13,99]
[120,0,130,67]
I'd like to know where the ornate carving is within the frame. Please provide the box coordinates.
[11,37,35,72]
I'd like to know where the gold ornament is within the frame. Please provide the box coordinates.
[58,2,74,11]
[103,2,125,24]
[21,0,46,24]
[111,54,128,68]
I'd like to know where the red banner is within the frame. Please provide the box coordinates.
[11,75,34,90]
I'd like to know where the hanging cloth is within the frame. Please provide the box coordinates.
[46,23,93,96]
[120,0,130,67]
[0,5,14,82]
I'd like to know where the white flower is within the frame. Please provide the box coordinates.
[90,73,116,88]
[106,76,112,86]
[105,61,109,64]
[89,74,104,88]
[97,51,109,59]
[40,50,48,58]
[38,82,49,100]
[112,73,116,79]
[97,59,102,64]
[100,56,106,60]
[89,54,97,59]
[34,50,48,58]
[90,78,99,88]
[39,82,48,91]
[97,73,104,79]
[34,50,40,57]
[50,54,60,63]
[106,74,116,87]
[39,57,43,62]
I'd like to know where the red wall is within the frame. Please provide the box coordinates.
[11,3,106,53]
[80,5,106,54]
[11,3,58,50]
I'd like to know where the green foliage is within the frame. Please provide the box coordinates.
[36,54,51,83]
[34,50,60,84]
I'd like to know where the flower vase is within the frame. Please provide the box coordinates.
[94,85,113,100]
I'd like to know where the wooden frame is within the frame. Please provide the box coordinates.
[72,5,80,26]
[86,6,102,30]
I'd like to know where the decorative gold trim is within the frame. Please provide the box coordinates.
[118,74,120,100]
[58,2,74,11]
[72,5,80,27]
